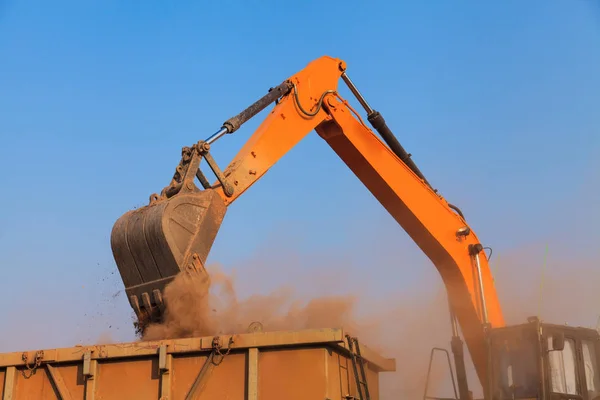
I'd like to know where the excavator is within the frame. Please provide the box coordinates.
[110,56,600,400]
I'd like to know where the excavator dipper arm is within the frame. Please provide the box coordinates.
[110,56,504,388]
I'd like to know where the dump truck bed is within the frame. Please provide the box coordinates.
[0,327,395,400]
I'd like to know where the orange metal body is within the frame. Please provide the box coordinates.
[0,328,394,400]
[110,55,505,392]
[202,56,505,384]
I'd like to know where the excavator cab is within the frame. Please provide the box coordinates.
[488,318,600,400]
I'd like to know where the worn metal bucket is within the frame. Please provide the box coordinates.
[110,188,227,325]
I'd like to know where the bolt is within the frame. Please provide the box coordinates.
[224,185,234,197]
[249,170,257,175]
[200,141,210,152]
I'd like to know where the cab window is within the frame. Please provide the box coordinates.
[582,340,600,399]
[548,336,579,395]
[493,335,539,399]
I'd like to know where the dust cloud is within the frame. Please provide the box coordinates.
[96,331,116,345]
[142,264,373,341]
[492,242,600,328]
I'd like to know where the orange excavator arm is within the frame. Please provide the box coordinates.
[111,55,504,389]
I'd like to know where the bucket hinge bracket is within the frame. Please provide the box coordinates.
[150,140,234,206]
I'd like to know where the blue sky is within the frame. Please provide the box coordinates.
[1,0,599,393]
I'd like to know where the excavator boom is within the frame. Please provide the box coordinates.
[111,56,504,390]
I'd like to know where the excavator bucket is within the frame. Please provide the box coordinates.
[110,188,227,327]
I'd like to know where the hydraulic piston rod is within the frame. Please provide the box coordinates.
[469,243,489,325]
[205,81,293,145]
[341,72,432,188]
[448,297,471,400]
